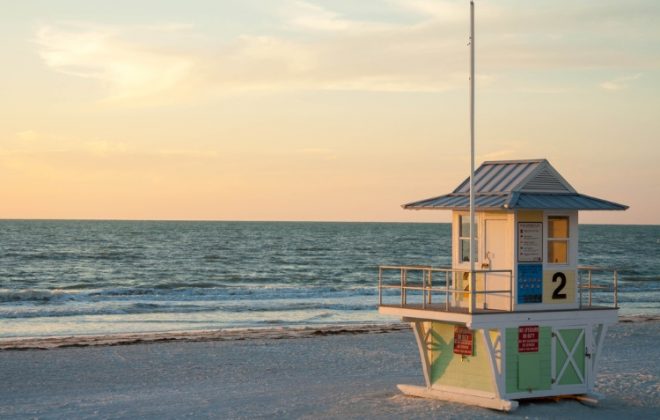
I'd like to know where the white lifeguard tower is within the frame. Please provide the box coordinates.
[377,158,627,411]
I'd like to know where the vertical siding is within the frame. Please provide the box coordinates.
[505,327,552,394]
[430,323,495,393]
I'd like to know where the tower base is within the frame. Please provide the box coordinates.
[397,384,519,412]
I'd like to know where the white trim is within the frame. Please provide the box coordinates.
[551,327,557,384]
[592,324,608,384]
[385,307,618,328]
[467,309,617,329]
[398,384,518,412]
[544,211,578,269]
[412,322,432,388]
[482,329,503,398]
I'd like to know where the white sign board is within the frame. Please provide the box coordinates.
[518,222,543,262]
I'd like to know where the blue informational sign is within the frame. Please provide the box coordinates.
[517,264,543,304]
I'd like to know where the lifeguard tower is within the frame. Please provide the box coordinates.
[377,158,627,411]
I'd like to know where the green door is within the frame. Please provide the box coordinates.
[553,327,586,386]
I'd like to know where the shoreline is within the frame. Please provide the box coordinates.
[2,314,658,351]
[0,322,410,351]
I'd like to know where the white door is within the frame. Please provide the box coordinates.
[484,219,510,310]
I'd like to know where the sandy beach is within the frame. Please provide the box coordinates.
[1,320,658,419]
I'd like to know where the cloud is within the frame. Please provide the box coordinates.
[33,1,660,105]
[287,1,353,32]
[285,1,398,33]
[35,22,195,103]
[478,149,517,162]
[599,73,642,91]
[391,0,487,22]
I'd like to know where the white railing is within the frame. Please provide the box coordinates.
[578,266,619,309]
[378,265,513,314]
[378,265,621,314]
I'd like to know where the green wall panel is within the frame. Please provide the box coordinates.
[518,354,541,390]
[556,328,585,386]
[429,323,495,393]
[505,327,552,393]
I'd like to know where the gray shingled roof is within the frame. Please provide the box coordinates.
[404,159,628,211]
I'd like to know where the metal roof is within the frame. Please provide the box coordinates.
[404,159,628,211]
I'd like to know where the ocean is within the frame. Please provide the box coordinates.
[1,221,658,339]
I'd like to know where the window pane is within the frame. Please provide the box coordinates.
[460,238,478,262]
[460,216,470,237]
[459,215,477,238]
[548,240,568,264]
[461,239,470,262]
[548,216,569,238]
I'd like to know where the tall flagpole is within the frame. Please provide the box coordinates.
[469,0,476,310]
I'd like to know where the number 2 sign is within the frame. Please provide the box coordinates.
[543,270,576,303]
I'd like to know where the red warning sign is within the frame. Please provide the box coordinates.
[518,325,539,353]
[453,326,474,356]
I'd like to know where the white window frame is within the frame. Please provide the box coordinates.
[457,213,478,264]
[545,212,576,267]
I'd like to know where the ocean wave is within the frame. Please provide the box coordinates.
[0,289,71,303]
[0,300,376,319]
[0,285,379,304]
[619,275,660,282]
[5,250,144,262]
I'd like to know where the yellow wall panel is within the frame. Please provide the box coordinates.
[517,210,543,223]
[542,269,576,304]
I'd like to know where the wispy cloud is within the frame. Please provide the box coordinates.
[599,73,642,91]
[285,1,398,33]
[390,0,494,22]
[33,1,660,105]
[35,22,195,104]
[478,149,517,162]
[286,1,353,32]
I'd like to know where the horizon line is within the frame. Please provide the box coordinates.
[0,217,656,226]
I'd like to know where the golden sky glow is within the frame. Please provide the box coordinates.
[1,0,658,223]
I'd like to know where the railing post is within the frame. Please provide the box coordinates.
[422,269,427,310]
[483,271,488,310]
[469,270,476,313]
[614,270,618,308]
[400,268,405,307]
[428,269,432,305]
[578,269,583,308]
[509,270,513,312]
[588,269,593,307]
[445,271,449,311]
[378,267,383,306]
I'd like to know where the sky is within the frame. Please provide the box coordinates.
[1,0,658,224]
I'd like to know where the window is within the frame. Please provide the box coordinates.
[458,215,477,262]
[547,216,569,264]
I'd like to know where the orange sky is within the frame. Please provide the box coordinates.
[1,1,658,224]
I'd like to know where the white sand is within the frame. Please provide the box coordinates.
[0,320,658,419]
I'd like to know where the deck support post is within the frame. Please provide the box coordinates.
[411,321,431,388]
